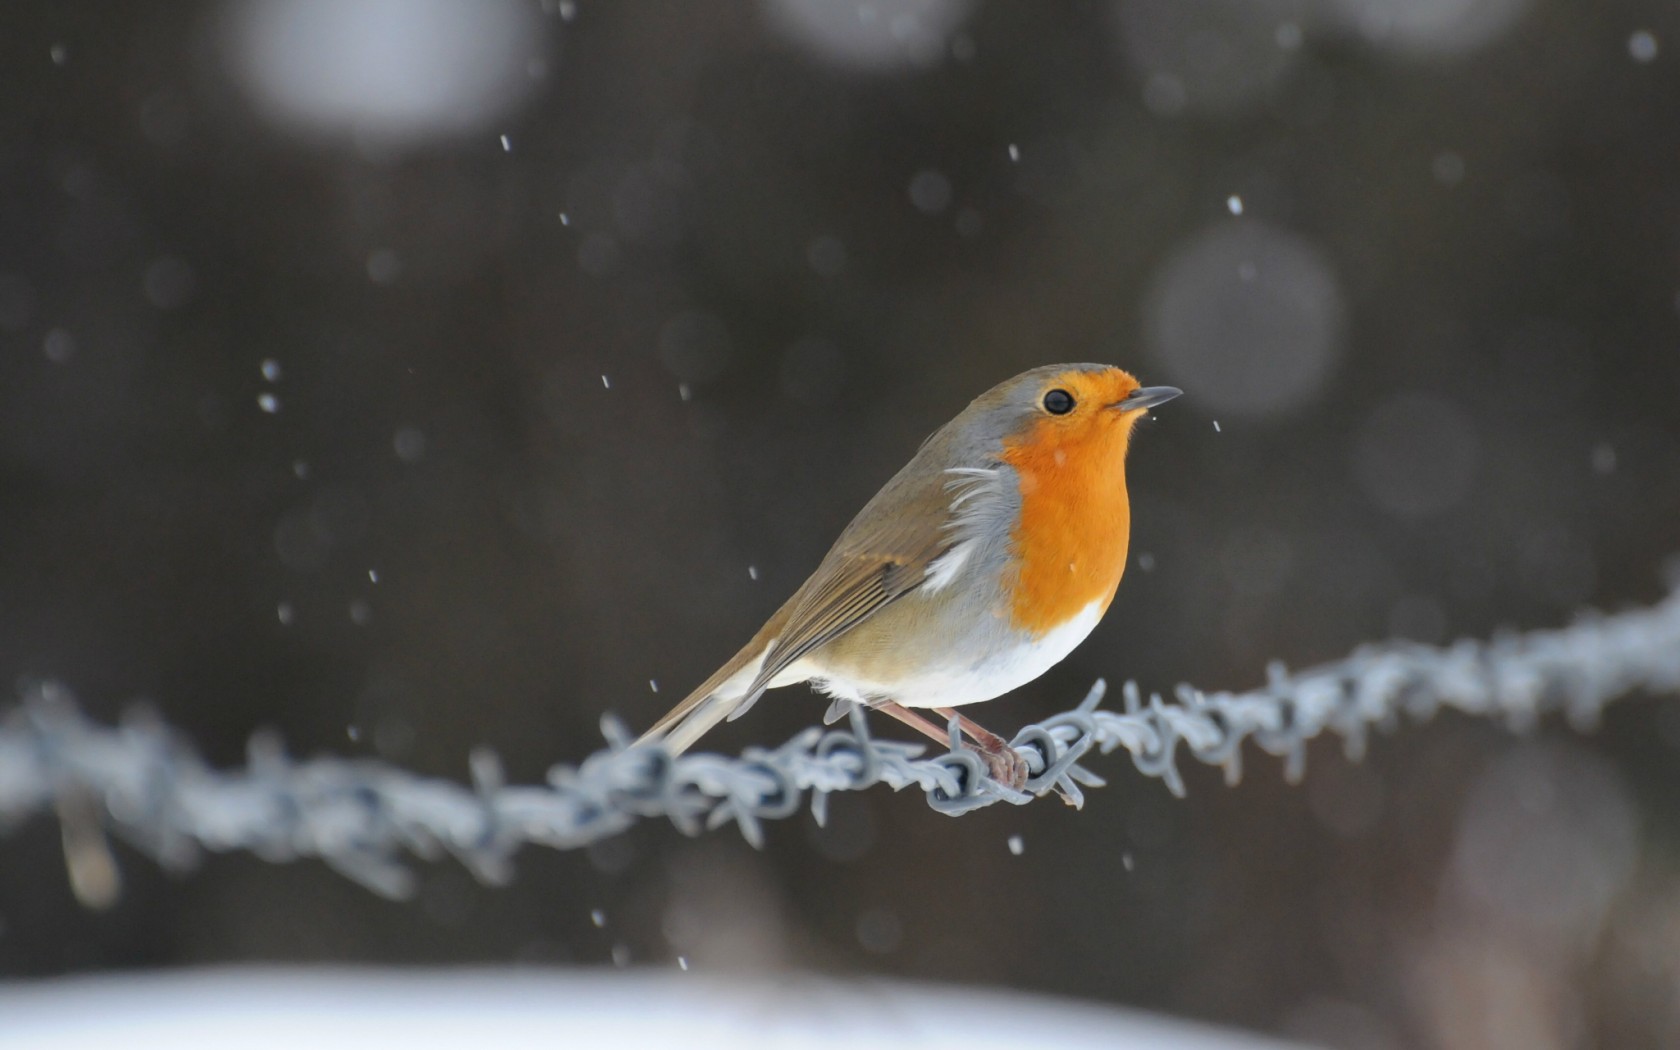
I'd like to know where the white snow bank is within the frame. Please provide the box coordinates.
[0,968,1305,1050]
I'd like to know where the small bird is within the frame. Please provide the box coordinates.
[639,364,1180,789]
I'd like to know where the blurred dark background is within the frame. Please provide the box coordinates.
[3,1,1679,1046]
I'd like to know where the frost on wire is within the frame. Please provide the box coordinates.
[1,583,1677,898]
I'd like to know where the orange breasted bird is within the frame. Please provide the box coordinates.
[639,364,1180,789]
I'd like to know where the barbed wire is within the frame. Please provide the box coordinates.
[3,582,1679,900]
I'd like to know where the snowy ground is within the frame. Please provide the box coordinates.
[0,969,1307,1050]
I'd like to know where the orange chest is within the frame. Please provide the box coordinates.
[999,435,1134,637]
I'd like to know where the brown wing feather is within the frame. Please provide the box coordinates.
[737,556,911,697]
[736,480,956,701]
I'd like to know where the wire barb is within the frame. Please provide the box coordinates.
[2,586,1678,898]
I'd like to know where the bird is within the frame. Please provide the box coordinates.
[638,364,1180,790]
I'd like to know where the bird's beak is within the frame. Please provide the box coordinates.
[1112,385,1183,412]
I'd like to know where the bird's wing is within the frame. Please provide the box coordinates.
[734,497,953,704]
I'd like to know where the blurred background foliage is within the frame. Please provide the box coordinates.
[2,1,1679,1046]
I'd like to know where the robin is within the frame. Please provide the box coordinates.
[639,364,1180,790]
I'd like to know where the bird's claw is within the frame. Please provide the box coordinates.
[976,741,1079,805]
[972,743,1029,791]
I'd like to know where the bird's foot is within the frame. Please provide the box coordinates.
[972,741,1028,791]
[975,742,1079,805]
[875,701,1038,795]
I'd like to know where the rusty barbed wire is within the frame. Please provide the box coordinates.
[2,584,1678,898]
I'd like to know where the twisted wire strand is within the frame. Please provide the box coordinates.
[2,584,1677,898]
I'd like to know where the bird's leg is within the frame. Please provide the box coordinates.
[933,707,1009,752]
[872,701,1027,790]
[873,700,954,746]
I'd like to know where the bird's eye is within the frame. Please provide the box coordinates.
[1042,388,1076,415]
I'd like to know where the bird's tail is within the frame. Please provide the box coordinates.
[636,637,768,756]
[652,692,739,755]
[639,591,803,755]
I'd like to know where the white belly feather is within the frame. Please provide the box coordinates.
[806,598,1105,709]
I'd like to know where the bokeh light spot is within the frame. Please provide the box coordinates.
[1114,0,1307,116]
[221,0,548,146]
[1323,0,1529,59]
[760,0,975,72]
[1145,219,1345,418]
[1451,743,1638,940]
